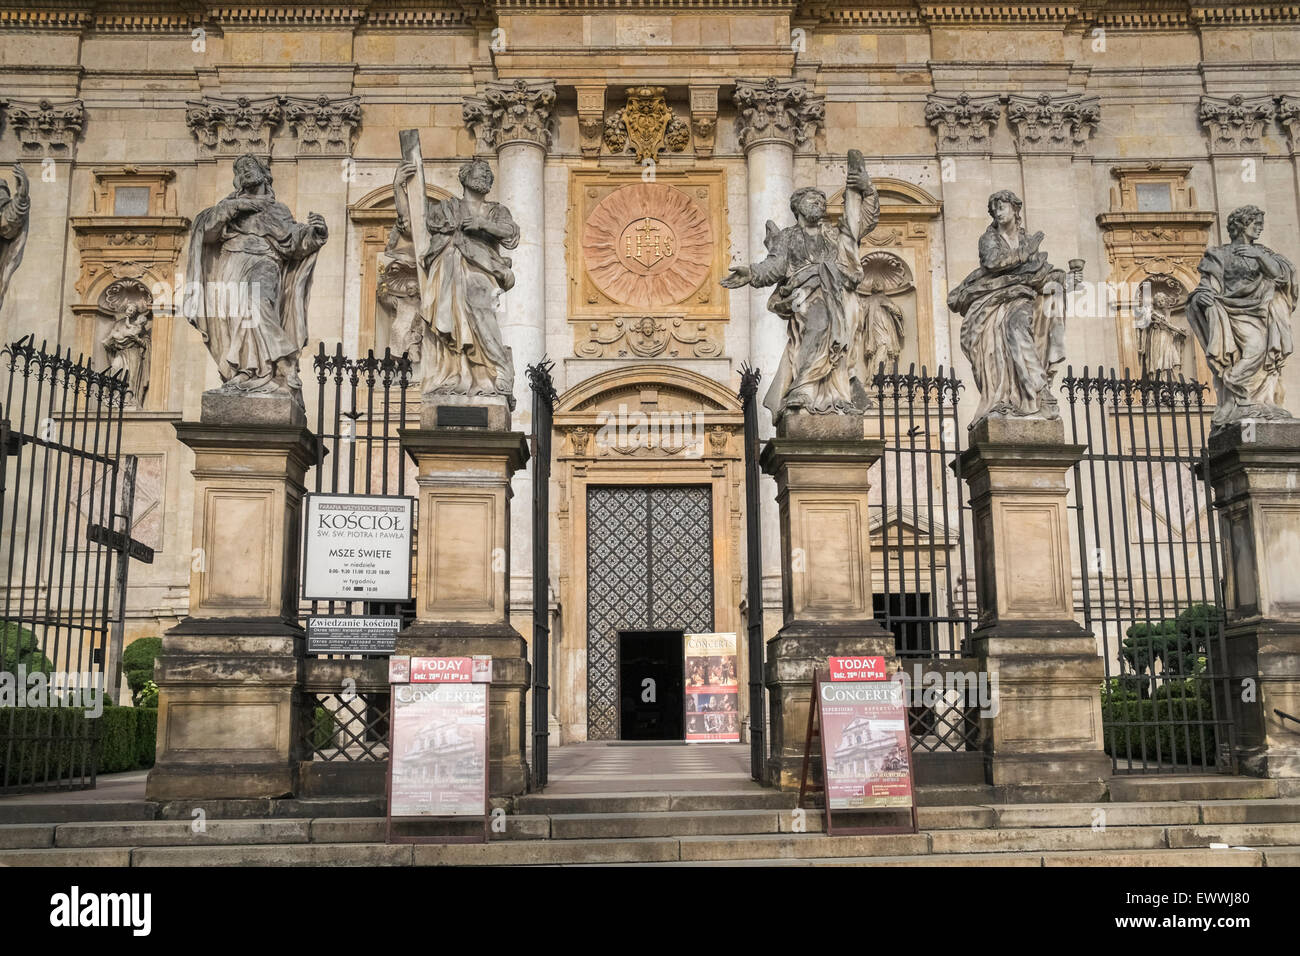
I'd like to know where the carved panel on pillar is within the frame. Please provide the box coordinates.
[185,95,284,158]
[576,85,606,158]
[283,94,361,156]
[71,165,189,411]
[689,86,718,159]
[1198,93,1276,155]
[924,92,1001,154]
[1006,92,1100,154]
[1098,164,1216,383]
[463,79,557,151]
[733,77,825,153]
[6,98,85,158]
[568,168,729,356]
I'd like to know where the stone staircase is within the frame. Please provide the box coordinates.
[1,776,1299,866]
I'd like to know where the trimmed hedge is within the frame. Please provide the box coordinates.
[121,637,162,706]
[1101,696,1214,767]
[0,704,159,784]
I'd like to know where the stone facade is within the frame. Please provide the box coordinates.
[3,2,1300,756]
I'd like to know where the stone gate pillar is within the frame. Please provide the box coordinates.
[147,401,316,800]
[759,416,894,790]
[959,417,1111,801]
[1205,421,1300,780]
[399,416,532,797]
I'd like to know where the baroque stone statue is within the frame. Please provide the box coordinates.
[1135,289,1187,379]
[392,149,518,408]
[182,154,328,409]
[100,278,153,407]
[947,190,1068,423]
[721,149,879,422]
[1186,205,1297,427]
[855,250,911,380]
[0,164,30,315]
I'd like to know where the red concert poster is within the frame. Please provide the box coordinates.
[684,632,741,742]
[818,676,914,809]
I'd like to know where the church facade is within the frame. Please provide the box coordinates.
[2,1,1300,757]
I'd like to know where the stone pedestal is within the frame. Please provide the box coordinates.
[146,416,316,800]
[959,416,1111,801]
[398,424,532,797]
[759,414,894,790]
[1205,420,1300,778]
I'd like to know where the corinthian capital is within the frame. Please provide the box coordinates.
[185,95,284,157]
[732,77,824,152]
[463,79,557,152]
[924,92,1001,154]
[1006,92,1100,155]
[1198,93,1276,155]
[1278,95,1300,155]
[283,94,362,157]
[7,98,85,158]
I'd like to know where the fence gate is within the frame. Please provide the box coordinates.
[1,337,128,792]
[871,365,983,785]
[527,359,556,789]
[297,344,416,796]
[739,365,765,781]
[1063,370,1235,774]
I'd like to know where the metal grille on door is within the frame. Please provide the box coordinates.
[586,485,714,740]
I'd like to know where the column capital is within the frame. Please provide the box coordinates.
[6,97,85,160]
[1006,92,1100,156]
[1277,95,1300,156]
[185,94,283,159]
[1198,92,1276,156]
[732,77,824,153]
[924,92,1001,155]
[463,78,558,153]
[282,94,362,157]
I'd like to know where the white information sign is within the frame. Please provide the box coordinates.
[302,494,413,602]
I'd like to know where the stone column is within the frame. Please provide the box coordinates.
[958,417,1111,801]
[1205,421,1300,780]
[147,414,316,800]
[463,79,556,613]
[1198,94,1276,233]
[759,414,893,790]
[399,423,532,797]
[733,77,825,619]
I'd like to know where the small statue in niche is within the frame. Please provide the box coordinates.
[100,278,153,407]
[1134,289,1187,379]
[854,250,911,383]
[947,189,1068,423]
[1185,204,1298,427]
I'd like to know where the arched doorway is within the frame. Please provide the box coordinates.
[550,365,746,743]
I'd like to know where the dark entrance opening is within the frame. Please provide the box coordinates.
[618,630,685,740]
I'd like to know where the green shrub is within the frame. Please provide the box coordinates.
[310,705,338,751]
[0,622,54,674]
[1102,695,1215,767]
[134,707,157,769]
[121,637,162,706]
[96,706,139,773]
[137,679,159,709]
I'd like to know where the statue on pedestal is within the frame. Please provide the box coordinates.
[182,154,328,409]
[391,146,519,409]
[0,164,30,315]
[1186,205,1297,427]
[947,190,1068,423]
[721,149,879,423]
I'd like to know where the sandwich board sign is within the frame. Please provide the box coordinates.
[797,656,918,836]
[385,655,493,844]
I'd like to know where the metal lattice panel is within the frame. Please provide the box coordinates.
[586,486,714,740]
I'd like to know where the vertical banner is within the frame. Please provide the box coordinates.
[684,632,740,742]
[388,658,488,820]
[819,670,914,810]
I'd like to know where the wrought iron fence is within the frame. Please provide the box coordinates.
[1063,369,1235,774]
[0,336,128,792]
[527,358,556,789]
[298,343,415,769]
[870,364,982,762]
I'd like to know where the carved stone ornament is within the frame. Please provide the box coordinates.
[185,95,284,157]
[0,163,30,315]
[575,315,721,359]
[1006,93,1100,154]
[463,79,557,152]
[603,87,690,162]
[6,99,85,158]
[1198,93,1276,155]
[582,182,714,309]
[283,94,361,156]
[689,86,719,159]
[924,93,1001,154]
[732,77,825,153]
[576,85,606,159]
[1276,95,1300,155]
[857,250,913,373]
